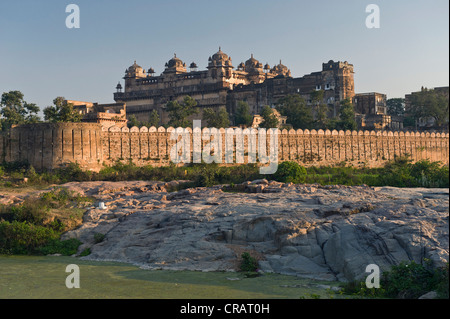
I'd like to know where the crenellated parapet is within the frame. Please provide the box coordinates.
[100,125,449,168]
[1,122,448,171]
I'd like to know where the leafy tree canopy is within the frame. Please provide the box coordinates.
[259,105,279,129]
[386,98,405,117]
[276,94,313,130]
[0,90,40,130]
[166,96,199,128]
[234,101,253,127]
[331,98,357,131]
[409,88,449,128]
[202,107,230,128]
[310,90,329,129]
[43,97,82,123]
[127,110,160,128]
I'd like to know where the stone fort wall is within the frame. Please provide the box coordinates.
[0,123,103,171]
[1,123,448,171]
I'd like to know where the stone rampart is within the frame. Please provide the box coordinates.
[1,123,448,171]
[0,123,103,171]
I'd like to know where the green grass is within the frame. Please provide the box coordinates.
[0,255,346,299]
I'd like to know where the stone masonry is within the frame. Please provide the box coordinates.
[0,123,448,171]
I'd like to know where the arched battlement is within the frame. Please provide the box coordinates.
[1,124,448,170]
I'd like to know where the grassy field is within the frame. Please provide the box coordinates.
[0,255,346,299]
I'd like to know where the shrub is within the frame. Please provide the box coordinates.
[0,220,59,254]
[193,165,218,187]
[382,260,444,299]
[79,247,91,256]
[435,263,449,298]
[0,199,48,226]
[40,187,73,206]
[53,162,92,183]
[376,156,416,187]
[341,260,449,299]
[38,238,82,256]
[94,233,105,243]
[273,161,307,184]
[340,280,386,298]
[331,166,363,185]
[39,187,93,209]
[410,160,449,188]
[0,160,30,172]
[47,218,66,232]
[240,252,258,272]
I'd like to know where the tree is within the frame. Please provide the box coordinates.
[127,110,160,128]
[202,107,230,128]
[0,90,40,130]
[276,94,313,129]
[147,109,160,127]
[310,90,329,129]
[259,105,279,129]
[234,101,253,127]
[333,98,357,130]
[127,114,140,128]
[386,98,405,117]
[409,88,449,128]
[43,97,82,123]
[166,96,198,128]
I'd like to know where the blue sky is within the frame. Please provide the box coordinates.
[0,0,448,111]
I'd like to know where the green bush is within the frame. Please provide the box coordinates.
[0,199,48,226]
[382,260,444,299]
[435,263,449,298]
[376,156,416,187]
[0,160,30,172]
[0,220,59,254]
[39,187,93,209]
[54,162,92,183]
[273,161,307,184]
[240,252,258,272]
[410,160,449,188]
[79,247,91,256]
[192,164,219,187]
[341,260,449,299]
[94,233,105,243]
[40,187,73,207]
[38,238,82,256]
[47,218,65,232]
[340,280,386,298]
[2,158,448,189]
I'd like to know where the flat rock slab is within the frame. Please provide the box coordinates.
[60,182,449,282]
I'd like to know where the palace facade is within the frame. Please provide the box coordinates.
[113,48,355,125]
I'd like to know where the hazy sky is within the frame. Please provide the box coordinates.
[0,0,448,111]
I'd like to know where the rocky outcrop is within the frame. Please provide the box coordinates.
[60,181,449,282]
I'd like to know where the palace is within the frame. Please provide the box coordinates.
[113,48,355,125]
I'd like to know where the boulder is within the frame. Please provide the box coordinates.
[59,181,448,282]
[418,291,438,299]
